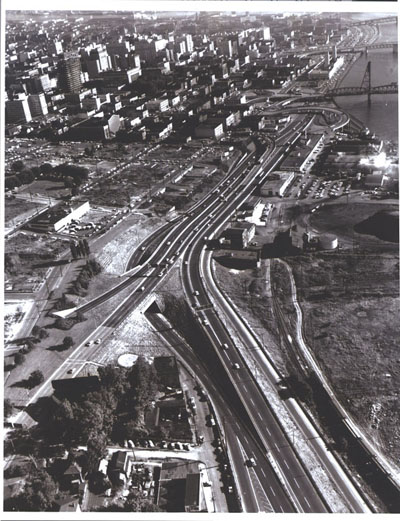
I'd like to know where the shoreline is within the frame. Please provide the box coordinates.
[334,22,398,145]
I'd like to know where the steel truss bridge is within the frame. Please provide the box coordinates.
[326,61,398,98]
[340,42,398,54]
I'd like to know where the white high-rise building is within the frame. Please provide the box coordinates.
[28,93,49,117]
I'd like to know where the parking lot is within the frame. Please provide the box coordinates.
[284,174,350,200]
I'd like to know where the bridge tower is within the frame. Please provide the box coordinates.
[361,61,372,105]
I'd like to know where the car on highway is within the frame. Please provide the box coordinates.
[193,290,200,296]
[233,363,240,370]
[85,340,93,346]
[94,339,101,344]
[222,343,229,350]
[246,457,256,467]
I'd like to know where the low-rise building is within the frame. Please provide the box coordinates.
[222,222,256,249]
[195,122,224,140]
[260,171,295,197]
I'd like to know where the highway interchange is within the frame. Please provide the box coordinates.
[11,100,375,512]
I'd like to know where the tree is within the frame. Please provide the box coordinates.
[28,370,44,388]
[88,259,102,275]
[40,163,53,174]
[82,239,91,256]
[14,352,26,366]
[11,469,57,511]
[62,336,74,350]
[4,398,13,419]
[16,169,34,185]
[128,356,159,423]
[86,430,107,474]
[70,241,78,259]
[75,401,105,441]
[125,491,162,512]
[11,160,24,172]
[64,176,75,189]
[32,325,49,340]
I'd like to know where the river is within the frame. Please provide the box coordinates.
[335,21,398,143]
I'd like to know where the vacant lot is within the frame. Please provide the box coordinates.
[309,201,399,252]
[18,179,70,199]
[286,249,399,472]
[5,198,44,225]
[5,232,69,290]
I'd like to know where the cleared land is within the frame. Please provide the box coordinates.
[285,251,399,470]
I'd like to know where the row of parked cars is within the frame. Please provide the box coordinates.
[123,439,192,451]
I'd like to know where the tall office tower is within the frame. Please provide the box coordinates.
[185,34,194,53]
[6,95,32,123]
[58,54,82,93]
[28,93,48,117]
[332,45,337,61]
[262,27,271,40]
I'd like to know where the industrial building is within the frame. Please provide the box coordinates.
[260,171,295,197]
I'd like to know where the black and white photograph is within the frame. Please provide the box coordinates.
[2,1,399,517]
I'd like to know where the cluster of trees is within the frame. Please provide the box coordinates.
[96,491,161,512]
[51,357,159,472]
[4,468,58,511]
[54,163,89,187]
[4,398,13,418]
[70,259,102,297]
[70,239,90,259]
[5,165,40,190]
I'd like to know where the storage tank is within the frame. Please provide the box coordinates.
[319,233,338,250]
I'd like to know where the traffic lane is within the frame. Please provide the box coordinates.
[149,314,293,513]
[201,291,327,513]
[188,254,328,509]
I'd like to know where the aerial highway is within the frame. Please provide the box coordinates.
[180,123,330,513]
[147,312,294,513]
[10,105,362,511]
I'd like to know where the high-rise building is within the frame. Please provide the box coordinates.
[58,55,82,93]
[185,34,194,53]
[6,95,32,123]
[28,93,48,117]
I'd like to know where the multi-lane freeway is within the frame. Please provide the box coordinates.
[9,104,374,512]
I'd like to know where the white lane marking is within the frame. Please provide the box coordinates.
[280,505,285,513]
[269,486,276,497]
[304,496,311,509]
[294,478,300,489]
[284,459,290,469]
[274,443,280,453]
[258,412,263,420]
[261,468,266,477]
[266,428,271,435]
[243,435,249,444]
[250,398,255,406]
[235,422,241,430]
